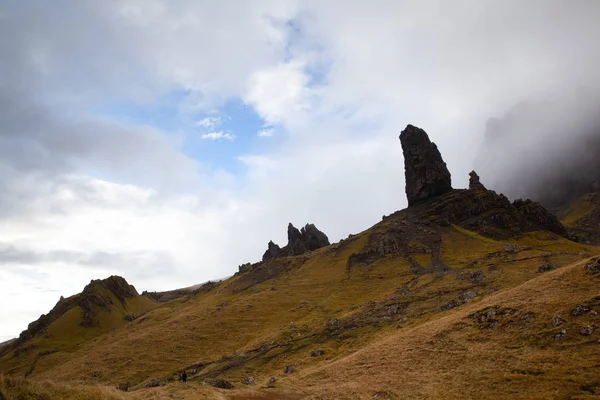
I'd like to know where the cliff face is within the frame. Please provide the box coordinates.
[400,124,452,206]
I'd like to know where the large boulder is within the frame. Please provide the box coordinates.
[400,125,452,206]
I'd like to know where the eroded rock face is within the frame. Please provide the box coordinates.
[469,171,486,190]
[400,125,452,206]
[262,241,281,262]
[262,223,330,261]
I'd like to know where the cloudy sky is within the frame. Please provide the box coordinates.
[1,0,599,339]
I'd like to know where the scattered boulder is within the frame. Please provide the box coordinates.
[283,364,295,374]
[581,326,595,336]
[327,318,339,328]
[554,328,567,341]
[210,378,233,389]
[469,171,486,190]
[463,271,485,285]
[538,263,557,273]
[242,376,256,386]
[551,315,564,327]
[266,377,276,388]
[504,244,521,253]
[400,125,452,206]
[144,378,164,388]
[470,306,519,330]
[117,383,129,392]
[311,349,324,357]
[584,258,600,275]
[572,305,592,316]
[459,291,477,303]
[439,300,460,311]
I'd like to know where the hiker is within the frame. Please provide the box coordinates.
[181,370,187,383]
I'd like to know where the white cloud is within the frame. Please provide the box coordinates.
[0,174,243,337]
[195,116,221,128]
[244,61,313,125]
[200,131,236,141]
[257,128,275,137]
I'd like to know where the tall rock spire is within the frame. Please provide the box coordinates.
[400,125,452,205]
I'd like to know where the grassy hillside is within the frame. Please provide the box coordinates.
[558,191,600,245]
[1,189,599,399]
[0,278,157,378]
[293,257,600,399]
[0,374,126,400]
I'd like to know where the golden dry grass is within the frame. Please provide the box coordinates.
[2,214,599,399]
[287,258,600,399]
[0,374,127,400]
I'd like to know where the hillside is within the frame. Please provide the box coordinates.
[0,276,157,379]
[1,125,599,399]
[558,191,600,245]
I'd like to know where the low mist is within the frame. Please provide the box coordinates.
[474,89,600,209]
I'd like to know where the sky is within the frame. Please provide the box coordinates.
[1,0,599,339]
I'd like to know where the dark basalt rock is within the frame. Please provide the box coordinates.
[262,241,282,262]
[417,189,567,239]
[261,223,330,261]
[400,125,452,206]
[469,170,486,190]
[512,199,568,237]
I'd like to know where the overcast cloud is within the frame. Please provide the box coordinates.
[1,0,599,339]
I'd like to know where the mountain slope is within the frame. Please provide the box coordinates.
[0,276,157,378]
[558,191,600,245]
[293,257,600,399]
[18,202,597,393]
[2,125,599,399]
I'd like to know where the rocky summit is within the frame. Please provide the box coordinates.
[262,222,330,261]
[400,124,452,206]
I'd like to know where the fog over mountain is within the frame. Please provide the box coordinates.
[475,91,600,208]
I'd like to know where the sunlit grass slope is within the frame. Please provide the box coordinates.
[0,374,126,400]
[11,213,595,398]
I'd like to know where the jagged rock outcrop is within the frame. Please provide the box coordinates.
[469,171,486,190]
[78,276,139,326]
[415,189,567,239]
[395,125,566,239]
[512,199,568,237]
[262,223,330,261]
[262,241,282,262]
[400,125,452,206]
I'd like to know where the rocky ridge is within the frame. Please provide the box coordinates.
[398,125,566,239]
[262,223,330,261]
